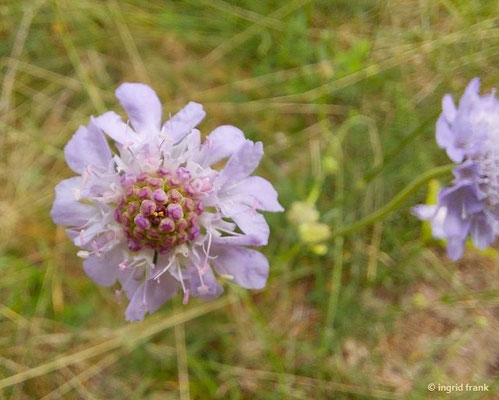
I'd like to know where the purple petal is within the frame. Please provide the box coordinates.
[64,122,111,174]
[430,207,448,240]
[83,246,123,287]
[217,140,263,187]
[125,274,179,321]
[196,125,246,166]
[230,209,270,246]
[225,176,284,212]
[212,246,269,289]
[185,129,201,154]
[446,236,465,261]
[447,146,465,163]
[452,160,480,186]
[184,263,223,301]
[459,77,481,110]
[50,177,96,227]
[411,204,437,220]
[442,94,457,122]
[439,184,483,216]
[72,221,108,247]
[92,111,136,145]
[115,83,162,133]
[162,102,206,143]
[435,114,454,150]
[211,234,267,247]
[220,200,270,245]
[412,204,448,239]
[443,204,471,239]
[119,266,143,300]
[438,184,485,240]
[470,213,494,249]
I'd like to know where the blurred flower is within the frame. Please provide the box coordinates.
[413,78,498,260]
[51,83,283,321]
[287,201,319,225]
[288,201,331,255]
[298,222,331,243]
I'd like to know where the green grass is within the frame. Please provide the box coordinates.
[1,0,498,398]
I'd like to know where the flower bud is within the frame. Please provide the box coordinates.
[183,197,195,212]
[138,186,153,200]
[176,218,188,232]
[157,167,171,177]
[140,200,156,216]
[168,189,183,203]
[134,214,151,230]
[158,218,175,233]
[127,238,142,252]
[147,177,164,188]
[167,203,184,220]
[153,189,168,204]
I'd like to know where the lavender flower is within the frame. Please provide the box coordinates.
[50,83,283,321]
[413,78,498,260]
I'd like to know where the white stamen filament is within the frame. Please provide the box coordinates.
[153,257,176,280]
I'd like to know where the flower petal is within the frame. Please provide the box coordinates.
[470,213,494,249]
[119,266,143,300]
[443,205,470,239]
[411,204,449,239]
[72,220,109,247]
[115,83,162,133]
[442,94,457,122]
[212,245,269,289]
[50,177,96,227]
[184,263,223,301]
[436,114,454,151]
[224,176,284,212]
[64,122,111,174]
[162,102,206,144]
[196,125,246,166]
[230,209,270,246]
[459,77,481,110]
[220,200,269,245]
[411,204,437,220]
[446,236,465,261]
[125,274,179,321]
[92,111,137,145]
[211,234,267,247]
[83,246,123,287]
[217,140,263,187]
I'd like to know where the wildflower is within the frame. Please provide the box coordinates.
[51,83,283,321]
[298,222,331,244]
[287,201,320,226]
[413,78,498,260]
[288,201,331,255]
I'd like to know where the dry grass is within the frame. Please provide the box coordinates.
[1,0,498,398]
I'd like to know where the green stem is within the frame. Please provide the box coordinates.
[320,234,344,353]
[320,134,344,355]
[332,163,454,238]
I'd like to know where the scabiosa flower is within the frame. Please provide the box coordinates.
[50,83,283,321]
[413,78,498,260]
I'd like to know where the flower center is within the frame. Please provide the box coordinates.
[115,167,204,253]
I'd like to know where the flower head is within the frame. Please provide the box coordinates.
[413,78,498,259]
[287,201,331,256]
[51,83,283,321]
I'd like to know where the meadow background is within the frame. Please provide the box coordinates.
[1,0,498,398]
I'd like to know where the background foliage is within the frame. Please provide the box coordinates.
[0,0,498,398]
